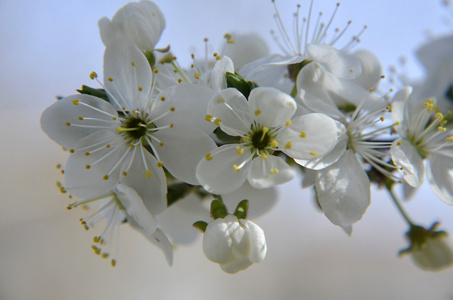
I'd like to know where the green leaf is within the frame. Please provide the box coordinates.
[143,50,155,66]
[213,127,241,143]
[288,59,312,82]
[234,200,249,219]
[210,199,228,220]
[226,72,257,99]
[76,85,109,102]
[193,221,208,233]
[167,182,194,206]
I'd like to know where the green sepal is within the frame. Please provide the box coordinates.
[210,199,228,220]
[167,182,194,206]
[193,221,208,233]
[76,85,109,102]
[143,50,155,67]
[225,72,257,99]
[234,200,249,220]
[288,59,312,82]
[213,127,241,144]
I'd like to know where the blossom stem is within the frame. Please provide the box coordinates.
[386,186,415,227]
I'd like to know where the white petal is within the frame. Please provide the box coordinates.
[196,144,252,194]
[427,155,453,205]
[210,56,235,91]
[220,258,253,274]
[151,123,217,185]
[120,146,167,215]
[104,38,152,110]
[391,87,412,134]
[98,17,115,47]
[149,228,174,266]
[351,50,382,90]
[207,88,252,136]
[301,168,316,188]
[241,219,267,263]
[247,155,296,189]
[153,83,217,135]
[248,87,296,127]
[64,130,124,198]
[391,139,425,188]
[221,33,269,70]
[411,234,453,271]
[278,113,338,159]
[315,151,371,228]
[40,95,119,149]
[203,215,241,264]
[222,181,277,219]
[306,43,362,79]
[115,183,157,235]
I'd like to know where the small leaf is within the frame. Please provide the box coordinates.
[76,85,109,102]
[210,199,228,220]
[226,72,255,98]
[234,200,249,219]
[288,59,312,82]
[193,221,208,233]
[213,127,241,143]
[144,50,156,66]
[167,182,194,206]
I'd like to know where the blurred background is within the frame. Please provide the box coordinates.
[1,0,453,299]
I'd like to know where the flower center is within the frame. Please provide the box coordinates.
[117,111,155,142]
[244,124,277,154]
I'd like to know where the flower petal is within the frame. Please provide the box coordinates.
[427,155,453,205]
[210,56,235,91]
[196,144,252,194]
[277,113,338,159]
[350,50,382,90]
[241,219,267,263]
[208,88,252,136]
[391,139,425,188]
[203,215,241,264]
[248,87,296,127]
[315,150,371,228]
[149,228,174,266]
[103,38,152,110]
[151,123,217,185]
[247,155,296,189]
[40,95,119,149]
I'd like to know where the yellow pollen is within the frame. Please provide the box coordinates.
[145,170,152,178]
[138,86,143,91]
[89,72,97,79]
[285,141,292,149]
[285,120,292,127]
[154,69,159,73]
[160,96,165,101]
[72,99,79,105]
[261,153,268,159]
[227,40,235,44]
[194,72,200,79]
[85,165,90,169]
[107,77,113,82]
[216,55,221,60]
[65,122,70,126]
[170,123,174,128]
[350,69,354,73]
[300,131,306,138]
[78,116,83,120]
[131,61,136,66]
[310,151,318,157]
[178,78,182,83]
[271,140,278,148]
[213,52,218,57]
[236,146,244,155]
[205,153,213,161]
[435,113,444,120]
[438,126,446,132]
[170,107,175,112]
[84,152,89,156]
[112,117,116,120]
[103,175,109,180]
[205,114,213,122]
[213,118,222,126]
[446,137,453,142]
[159,142,164,147]
[102,253,109,259]
[370,88,375,92]
[106,144,110,148]
[69,149,74,153]
[386,104,391,110]
[93,236,101,243]
[380,117,385,122]
[157,161,163,168]
[242,136,249,143]
[122,171,127,176]
[270,168,279,175]
[254,109,262,116]
[111,259,116,267]
[233,164,241,172]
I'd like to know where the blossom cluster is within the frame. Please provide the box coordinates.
[41,0,453,273]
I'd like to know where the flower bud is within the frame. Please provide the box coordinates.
[202,215,267,274]
[411,232,453,271]
[99,0,165,51]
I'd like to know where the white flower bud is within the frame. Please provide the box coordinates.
[99,0,165,51]
[202,215,267,274]
[411,233,453,271]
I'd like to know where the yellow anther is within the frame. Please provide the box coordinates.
[105,144,110,148]
[213,52,218,57]
[65,122,70,126]
[435,113,444,120]
[380,116,385,122]
[260,153,268,159]
[386,104,391,110]
[93,236,101,243]
[370,88,375,92]
[108,77,113,82]
[170,107,175,112]
[254,109,262,116]
[194,72,200,79]
[350,69,354,73]
[309,151,318,156]
[227,40,236,44]
[160,96,165,101]
[270,168,279,175]
[69,149,74,153]
[213,118,222,126]
[138,86,143,91]
[85,165,90,169]
[438,126,446,132]
[89,72,98,80]
[216,55,221,60]
[59,187,66,194]
[145,170,152,178]
[285,120,292,127]
[103,175,109,180]
[233,164,241,172]
[262,127,269,133]
[157,161,163,168]
[285,141,292,149]
[159,142,164,147]
[236,146,244,155]
[78,116,83,120]
[446,136,453,142]
[112,117,116,121]
[440,120,447,126]
[111,259,116,267]
[242,136,249,143]
[300,131,306,138]
[178,78,182,83]
[122,171,127,176]
[271,140,278,148]
[205,153,213,161]
[84,152,89,156]
[102,253,109,259]
[72,99,79,105]
[216,97,225,104]
[170,123,174,128]
[397,140,402,146]
[205,114,213,122]
[224,33,232,39]
[131,61,136,66]
[154,69,159,73]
